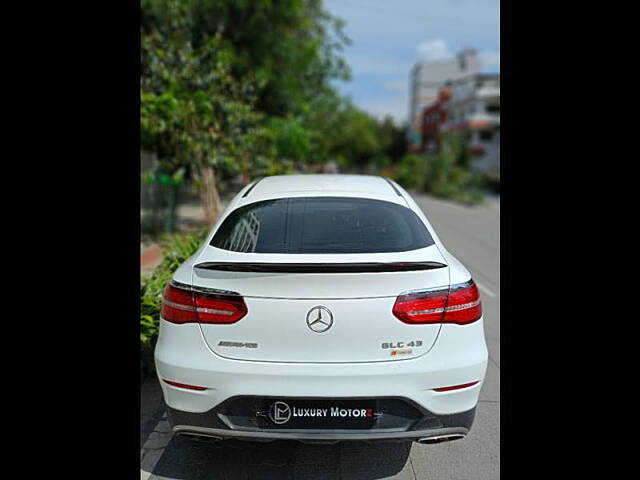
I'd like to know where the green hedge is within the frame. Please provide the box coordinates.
[391,132,486,205]
[140,227,209,375]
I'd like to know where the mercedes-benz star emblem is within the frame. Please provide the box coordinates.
[269,401,292,424]
[306,306,334,333]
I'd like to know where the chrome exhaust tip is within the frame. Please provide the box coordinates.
[416,433,465,444]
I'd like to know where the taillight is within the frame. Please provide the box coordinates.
[161,283,197,323]
[193,292,248,324]
[392,280,481,325]
[161,283,247,324]
[392,288,448,324]
[444,281,482,324]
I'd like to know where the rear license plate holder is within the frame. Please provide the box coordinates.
[257,399,380,429]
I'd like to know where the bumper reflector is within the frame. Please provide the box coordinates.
[162,379,207,391]
[433,381,479,392]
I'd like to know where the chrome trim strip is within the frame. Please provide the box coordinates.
[172,425,469,442]
[444,299,481,312]
[177,432,223,441]
[407,307,445,315]
[195,306,234,315]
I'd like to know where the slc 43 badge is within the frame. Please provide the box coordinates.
[381,340,423,349]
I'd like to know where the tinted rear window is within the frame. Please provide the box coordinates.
[210,197,434,254]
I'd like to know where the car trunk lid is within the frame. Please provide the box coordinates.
[193,245,449,363]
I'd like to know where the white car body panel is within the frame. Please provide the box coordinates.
[199,295,442,363]
[156,318,486,416]
[155,174,489,441]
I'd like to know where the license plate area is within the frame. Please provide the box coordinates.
[259,399,378,429]
[216,397,424,431]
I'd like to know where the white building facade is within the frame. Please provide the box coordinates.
[408,49,481,151]
[443,73,500,182]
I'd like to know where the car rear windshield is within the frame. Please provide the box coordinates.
[210,197,434,254]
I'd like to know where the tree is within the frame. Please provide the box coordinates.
[184,0,351,116]
[327,104,381,170]
[377,116,408,163]
[140,0,351,223]
[141,0,263,223]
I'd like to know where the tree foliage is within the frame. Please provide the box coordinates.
[141,0,264,180]
[141,0,409,222]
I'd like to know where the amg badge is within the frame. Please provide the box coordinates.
[217,341,258,348]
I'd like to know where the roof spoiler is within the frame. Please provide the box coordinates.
[193,262,447,274]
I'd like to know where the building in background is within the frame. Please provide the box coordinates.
[414,73,500,182]
[408,49,480,151]
[420,84,452,154]
[444,73,500,182]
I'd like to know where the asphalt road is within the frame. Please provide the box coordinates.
[141,192,500,480]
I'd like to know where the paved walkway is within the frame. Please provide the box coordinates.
[141,245,163,276]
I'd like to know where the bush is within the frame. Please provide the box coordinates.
[392,154,428,190]
[416,131,487,205]
[422,153,486,205]
[389,149,486,205]
[140,227,209,375]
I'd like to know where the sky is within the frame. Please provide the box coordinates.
[324,0,500,125]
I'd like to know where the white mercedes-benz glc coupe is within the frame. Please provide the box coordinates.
[155,174,488,444]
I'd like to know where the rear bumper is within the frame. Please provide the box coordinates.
[154,318,488,417]
[167,403,475,443]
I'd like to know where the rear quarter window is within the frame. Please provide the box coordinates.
[210,197,434,254]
